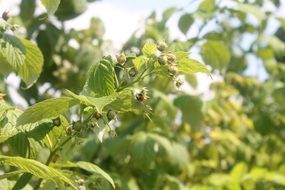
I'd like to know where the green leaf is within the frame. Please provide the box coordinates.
[162,7,177,22]
[230,162,248,183]
[41,0,61,15]
[133,56,147,70]
[65,89,117,113]
[174,95,203,130]
[0,33,25,74]
[174,51,189,60]
[129,132,156,169]
[0,102,22,142]
[106,89,137,113]
[178,58,210,75]
[0,179,9,190]
[237,3,265,21]
[53,161,115,188]
[76,161,115,188]
[178,14,193,35]
[0,33,44,87]
[201,40,231,70]
[20,0,36,23]
[18,38,44,87]
[8,133,30,157]
[0,155,77,189]
[86,59,116,97]
[17,97,79,126]
[142,41,157,57]
[55,0,87,21]
[42,116,69,149]
[198,0,215,12]
[12,173,33,190]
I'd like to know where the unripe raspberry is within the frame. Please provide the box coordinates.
[116,53,126,64]
[166,53,176,65]
[158,54,168,65]
[52,117,61,127]
[156,41,168,51]
[168,65,178,77]
[129,67,137,77]
[135,88,149,102]
[107,109,117,121]
[94,112,102,120]
[175,78,184,88]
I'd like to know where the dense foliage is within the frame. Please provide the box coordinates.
[1,0,285,189]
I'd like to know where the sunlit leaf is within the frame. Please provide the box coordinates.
[17,97,79,126]
[41,0,61,15]
[85,59,116,97]
[142,41,157,57]
[201,40,231,70]
[0,155,77,189]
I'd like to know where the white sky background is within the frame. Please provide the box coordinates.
[0,0,285,107]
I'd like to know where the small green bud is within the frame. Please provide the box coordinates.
[116,53,126,64]
[156,41,168,51]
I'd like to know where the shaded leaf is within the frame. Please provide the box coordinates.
[174,95,203,129]
[178,14,193,35]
